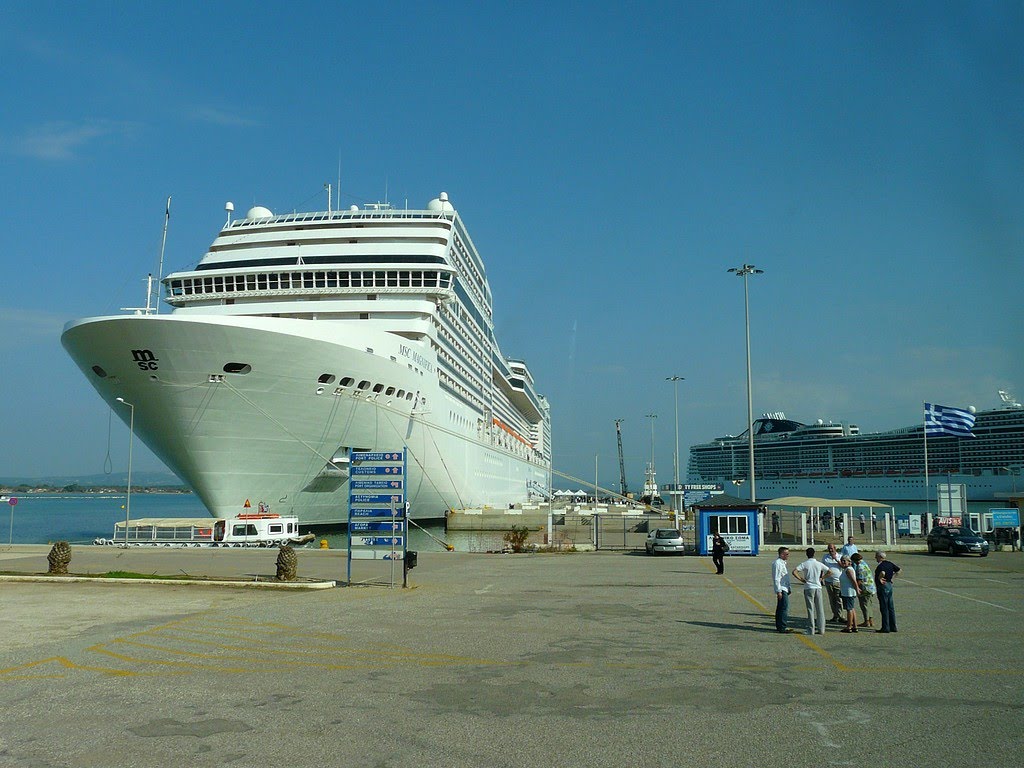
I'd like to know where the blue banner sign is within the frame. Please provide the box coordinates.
[350,465,405,475]
[990,509,1021,527]
[350,521,405,533]
[351,494,403,504]
[352,451,405,462]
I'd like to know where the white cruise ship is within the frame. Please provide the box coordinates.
[688,392,1023,502]
[62,192,551,524]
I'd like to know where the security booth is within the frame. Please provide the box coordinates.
[693,494,762,556]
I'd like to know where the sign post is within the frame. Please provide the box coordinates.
[6,496,17,545]
[347,450,407,586]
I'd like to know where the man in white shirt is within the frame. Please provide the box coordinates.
[792,547,829,635]
[772,547,792,633]
[822,543,844,622]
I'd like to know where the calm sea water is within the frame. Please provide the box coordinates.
[3,493,208,545]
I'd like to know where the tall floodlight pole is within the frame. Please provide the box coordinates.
[666,376,684,513]
[645,413,657,501]
[115,398,135,546]
[727,264,763,503]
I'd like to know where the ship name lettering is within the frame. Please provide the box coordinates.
[131,349,159,370]
[398,344,434,372]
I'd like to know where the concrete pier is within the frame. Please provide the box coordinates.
[0,545,1021,767]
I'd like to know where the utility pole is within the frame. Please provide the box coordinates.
[667,376,684,513]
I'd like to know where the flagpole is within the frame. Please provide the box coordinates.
[923,404,930,518]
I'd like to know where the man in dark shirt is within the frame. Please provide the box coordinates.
[874,551,901,633]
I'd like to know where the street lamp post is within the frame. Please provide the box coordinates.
[115,397,135,546]
[666,376,684,514]
[728,263,763,503]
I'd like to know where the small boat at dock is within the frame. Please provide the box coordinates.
[95,513,315,547]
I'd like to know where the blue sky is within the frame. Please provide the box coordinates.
[1,2,1021,490]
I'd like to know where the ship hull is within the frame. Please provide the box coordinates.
[749,474,1019,503]
[62,314,547,524]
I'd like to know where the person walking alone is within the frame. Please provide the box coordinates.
[792,548,829,635]
[874,551,901,633]
[772,547,792,633]
[711,532,728,574]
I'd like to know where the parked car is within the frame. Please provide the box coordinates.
[645,528,685,555]
[926,525,990,556]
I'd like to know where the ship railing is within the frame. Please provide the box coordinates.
[227,209,449,229]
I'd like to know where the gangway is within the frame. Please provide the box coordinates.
[527,479,553,501]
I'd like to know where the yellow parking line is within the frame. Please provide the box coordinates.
[0,656,143,678]
[706,561,850,671]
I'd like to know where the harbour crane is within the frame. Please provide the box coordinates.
[614,419,629,497]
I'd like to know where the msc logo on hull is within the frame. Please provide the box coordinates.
[131,349,159,371]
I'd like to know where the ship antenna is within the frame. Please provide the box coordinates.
[324,183,332,215]
[154,196,171,315]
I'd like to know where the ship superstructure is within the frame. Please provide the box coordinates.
[62,193,551,524]
[688,393,1023,502]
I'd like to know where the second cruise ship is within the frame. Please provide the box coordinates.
[688,392,1023,502]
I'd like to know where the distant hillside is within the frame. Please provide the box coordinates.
[0,471,188,488]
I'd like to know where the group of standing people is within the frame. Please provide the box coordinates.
[771,536,901,635]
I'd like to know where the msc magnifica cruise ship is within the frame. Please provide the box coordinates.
[688,391,1023,502]
[62,192,551,524]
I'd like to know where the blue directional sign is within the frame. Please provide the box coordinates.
[348,448,409,584]
[350,521,405,533]
[349,507,404,518]
[351,550,404,560]
[350,479,403,489]
[351,494,403,504]
[351,451,404,462]
[351,465,405,475]
[353,536,404,547]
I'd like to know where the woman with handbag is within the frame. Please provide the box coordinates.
[711,532,729,574]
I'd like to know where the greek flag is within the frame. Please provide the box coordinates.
[924,403,976,437]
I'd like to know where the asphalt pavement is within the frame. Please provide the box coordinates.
[0,545,1021,768]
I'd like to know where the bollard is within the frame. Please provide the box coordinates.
[319,538,329,549]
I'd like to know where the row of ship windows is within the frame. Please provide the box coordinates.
[168,270,453,296]
[212,364,424,403]
[314,372,420,402]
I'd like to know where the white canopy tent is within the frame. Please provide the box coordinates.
[761,496,896,547]
[763,496,892,509]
